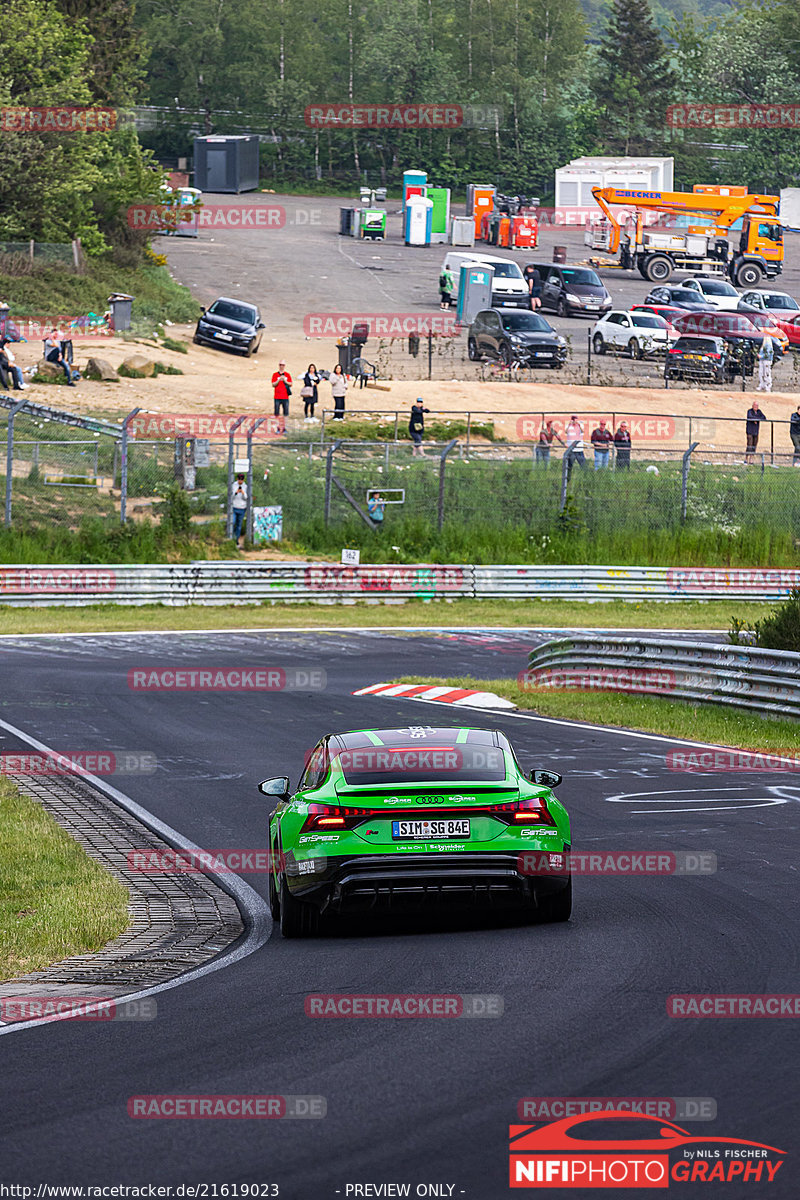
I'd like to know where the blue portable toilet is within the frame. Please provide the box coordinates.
[404,195,433,245]
[403,169,427,216]
[457,263,494,325]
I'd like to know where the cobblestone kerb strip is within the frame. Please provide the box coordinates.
[0,768,244,1023]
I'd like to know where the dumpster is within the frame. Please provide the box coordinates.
[108,293,133,332]
[360,208,386,240]
[339,207,355,236]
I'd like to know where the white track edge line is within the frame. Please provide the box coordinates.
[0,716,272,1037]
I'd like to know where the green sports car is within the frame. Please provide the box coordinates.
[260,724,572,937]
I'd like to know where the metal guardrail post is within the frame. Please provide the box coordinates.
[559,450,572,513]
[246,417,266,543]
[120,407,141,525]
[324,439,342,526]
[226,415,247,538]
[4,396,28,527]
[681,441,699,524]
[437,439,458,531]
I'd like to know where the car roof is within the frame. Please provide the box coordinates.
[211,296,257,309]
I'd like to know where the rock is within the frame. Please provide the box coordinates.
[121,353,155,377]
[84,357,119,382]
[34,359,63,380]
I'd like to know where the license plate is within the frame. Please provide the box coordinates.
[585,304,599,310]
[392,819,470,839]
[534,352,553,357]
[214,331,233,341]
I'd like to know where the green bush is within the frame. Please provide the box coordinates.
[730,589,800,652]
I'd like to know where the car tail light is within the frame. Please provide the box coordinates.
[301,802,374,832]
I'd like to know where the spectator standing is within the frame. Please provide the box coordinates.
[790,405,800,467]
[565,415,585,466]
[439,267,455,310]
[367,493,386,526]
[757,335,774,393]
[44,328,74,385]
[614,422,632,470]
[0,339,27,389]
[301,364,320,421]
[231,474,248,546]
[271,360,292,431]
[536,418,564,467]
[409,399,430,456]
[745,400,766,464]
[591,420,613,470]
[330,363,348,419]
[524,265,542,310]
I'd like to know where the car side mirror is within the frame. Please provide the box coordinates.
[258,776,290,797]
[257,321,265,329]
[530,769,562,788]
[200,307,206,314]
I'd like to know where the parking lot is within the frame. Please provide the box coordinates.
[162,192,800,389]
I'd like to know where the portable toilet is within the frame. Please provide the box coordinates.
[360,208,387,240]
[427,187,451,244]
[471,186,496,238]
[174,186,201,237]
[403,169,427,215]
[457,263,494,326]
[404,195,433,245]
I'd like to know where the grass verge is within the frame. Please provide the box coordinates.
[0,779,129,981]
[395,675,800,750]
[0,598,770,636]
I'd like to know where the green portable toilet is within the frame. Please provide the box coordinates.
[428,187,451,244]
[360,209,387,240]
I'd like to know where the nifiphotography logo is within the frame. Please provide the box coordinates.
[509,1111,785,1188]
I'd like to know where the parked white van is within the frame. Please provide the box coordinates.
[440,252,530,309]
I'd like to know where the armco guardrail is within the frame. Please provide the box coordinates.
[526,635,800,720]
[1,563,799,608]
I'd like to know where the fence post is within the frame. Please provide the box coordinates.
[393,412,399,443]
[4,396,28,527]
[559,451,571,513]
[681,441,699,523]
[466,411,471,453]
[226,415,247,538]
[428,332,433,380]
[246,417,266,543]
[119,407,141,525]
[587,329,592,386]
[324,439,342,526]
[437,438,458,531]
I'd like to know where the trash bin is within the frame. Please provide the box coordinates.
[337,338,353,371]
[408,334,420,357]
[108,293,133,331]
[339,207,355,236]
[553,246,567,264]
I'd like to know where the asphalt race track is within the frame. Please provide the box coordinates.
[0,628,797,1198]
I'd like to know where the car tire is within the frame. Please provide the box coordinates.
[537,878,572,923]
[500,343,513,366]
[467,337,479,361]
[269,861,281,921]
[592,335,605,355]
[644,255,672,283]
[245,339,256,358]
[557,298,569,318]
[552,361,564,370]
[627,338,642,360]
[192,335,202,345]
[279,877,320,938]
[736,263,763,288]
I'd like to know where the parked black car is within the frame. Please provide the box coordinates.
[194,298,265,356]
[467,308,567,367]
[644,286,713,311]
[528,264,612,318]
[664,335,754,383]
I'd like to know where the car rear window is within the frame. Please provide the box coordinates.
[673,337,720,352]
[332,727,507,784]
